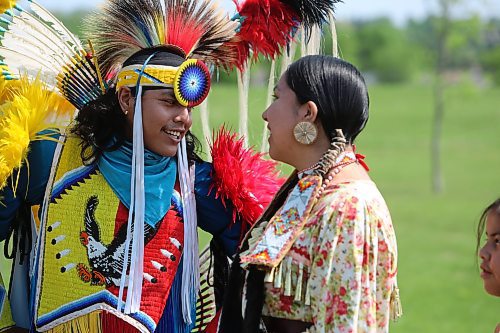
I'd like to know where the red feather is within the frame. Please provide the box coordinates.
[219,38,250,72]
[232,0,298,69]
[210,126,285,234]
[166,4,204,57]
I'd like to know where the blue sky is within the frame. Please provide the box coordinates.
[33,0,500,24]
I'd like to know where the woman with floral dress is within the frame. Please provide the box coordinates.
[220,55,402,333]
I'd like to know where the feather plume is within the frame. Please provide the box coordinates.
[86,0,238,78]
[165,0,239,67]
[0,73,20,103]
[86,0,169,77]
[279,0,342,38]
[0,75,71,191]
[233,0,297,68]
[4,12,79,68]
[0,0,16,14]
[57,53,104,110]
[0,3,102,110]
[1,8,80,73]
[210,126,284,234]
[0,47,57,83]
[28,0,83,51]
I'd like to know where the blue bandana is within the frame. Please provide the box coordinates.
[97,140,177,227]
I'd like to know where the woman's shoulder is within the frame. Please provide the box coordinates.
[325,180,385,203]
[319,180,391,220]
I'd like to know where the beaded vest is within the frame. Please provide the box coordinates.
[34,136,184,333]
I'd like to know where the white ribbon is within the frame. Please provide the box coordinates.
[178,136,199,324]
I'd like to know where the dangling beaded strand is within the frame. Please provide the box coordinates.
[313,129,347,177]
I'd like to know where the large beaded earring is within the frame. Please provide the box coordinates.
[293,121,318,145]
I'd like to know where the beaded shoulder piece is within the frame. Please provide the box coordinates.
[239,175,322,269]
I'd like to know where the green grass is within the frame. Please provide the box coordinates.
[193,82,500,332]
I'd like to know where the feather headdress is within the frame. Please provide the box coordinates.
[229,0,341,69]
[231,0,297,68]
[0,75,72,191]
[86,0,239,79]
[0,1,85,192]
[0,0,103,110]
[281,0,342,37]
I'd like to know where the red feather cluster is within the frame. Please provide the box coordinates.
[232,0,298,69]
[210,127,285,234]
[166,8,204,57]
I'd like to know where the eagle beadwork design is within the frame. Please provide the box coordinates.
[77,195,155,286]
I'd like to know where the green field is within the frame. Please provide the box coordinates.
[192,82,500,332]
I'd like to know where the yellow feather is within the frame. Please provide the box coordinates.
[0,0,16,14]
[0,75,69,192]
[0,75,20,104]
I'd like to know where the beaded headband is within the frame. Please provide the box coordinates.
[116,59,211,107]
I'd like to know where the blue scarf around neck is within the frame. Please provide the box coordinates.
[97,140,177,227]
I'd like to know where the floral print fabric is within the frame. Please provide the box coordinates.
[262,180,398,333]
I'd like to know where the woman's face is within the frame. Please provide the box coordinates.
[262,75,302,163]
[122,87,192,157]
[479,212,500,296]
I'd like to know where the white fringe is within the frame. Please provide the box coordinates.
[118,85,145,314]
[330,13,339,58]
[237,62,251,148]
[260,59,276,153]
[199,98,212,160]
[178,137,199,324]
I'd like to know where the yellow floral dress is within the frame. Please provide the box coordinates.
[260,180,400,333]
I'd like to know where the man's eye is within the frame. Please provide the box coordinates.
[272,94,278,101]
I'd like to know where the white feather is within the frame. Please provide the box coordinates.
[2,32,66,71]
[14,12,77,63]
[237,63,251,148]
[0,9,97,93]
[0,47,58,76]
[5,24,69,68]
[0,48,57,88]
[28,0,83,51]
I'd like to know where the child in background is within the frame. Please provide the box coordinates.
[477,198,500,333]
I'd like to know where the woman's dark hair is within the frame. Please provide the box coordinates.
[71,45,202,164]
[476,198,500,256]
[286,55,369,143]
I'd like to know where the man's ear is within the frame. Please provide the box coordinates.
[117,86,134,115]
[297,101,319,123]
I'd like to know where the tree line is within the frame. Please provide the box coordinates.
[334,16,500,86]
